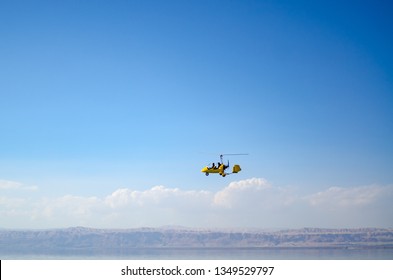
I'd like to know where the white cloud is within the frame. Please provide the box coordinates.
[0,196,26,208]
[1,178,392,229]
[306,185,386,208]
[0,180,23,190]
[105,186,212,208]
[299,184,393,228]
[40,195,100,218]
[213,177,270,208]
[0,179,38,191]
[102,186,214,227]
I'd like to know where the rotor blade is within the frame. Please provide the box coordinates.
[221,153,249,156]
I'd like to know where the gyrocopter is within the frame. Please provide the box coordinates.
[201,154,248,177]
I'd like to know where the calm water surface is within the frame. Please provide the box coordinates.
[2,248,393,260]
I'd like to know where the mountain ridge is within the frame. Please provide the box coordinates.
[1,227,393,254]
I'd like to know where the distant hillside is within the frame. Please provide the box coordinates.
[1,227,392,254]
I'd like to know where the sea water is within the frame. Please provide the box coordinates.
[2,248,393,260]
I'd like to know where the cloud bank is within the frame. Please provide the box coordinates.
[1,178,392,229]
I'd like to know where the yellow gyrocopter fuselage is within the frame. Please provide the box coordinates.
[201,163,241,177]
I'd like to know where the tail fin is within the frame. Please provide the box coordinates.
[232,164,241,173]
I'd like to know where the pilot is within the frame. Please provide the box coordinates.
[211,162,216,169]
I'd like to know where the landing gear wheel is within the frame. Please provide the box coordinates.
[205,173,209,176]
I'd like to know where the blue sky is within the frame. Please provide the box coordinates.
[1,0,392,229]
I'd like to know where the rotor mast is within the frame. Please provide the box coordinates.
[219,153,248,168]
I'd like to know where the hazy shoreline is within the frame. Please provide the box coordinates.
[1,227,393,249]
